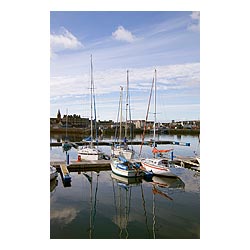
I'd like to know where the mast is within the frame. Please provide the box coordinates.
[125,70,129,139]
[139,77,154,157]
[119,86,123,143]
[66,108,68,141]
[153,69,157,148]
[90,55,93,148]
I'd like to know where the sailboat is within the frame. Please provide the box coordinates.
[78,55,104,161]
[111,86,144,178]
[141,69,179,177]
[111,70,134,160]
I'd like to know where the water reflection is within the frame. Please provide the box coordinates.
[110,172,186,239]
[151,176,185,189]
[50,133,200,239]
[149,176,185,239]
[111,172,141,239]
[111,172,142,186]
[83,171,100,239]
[51,168,199,239]
[50,178,58,193]
[51,207,79,225]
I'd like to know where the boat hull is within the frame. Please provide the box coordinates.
[110,159,143,178]
[78,147,104,161]
[141,160,177,177]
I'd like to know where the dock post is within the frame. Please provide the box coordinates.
[170,151,174,161]
[66,152,70,166]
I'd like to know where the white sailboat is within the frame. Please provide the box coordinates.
[78,55,104,161]
[111,70,134,160]
[110,154,144,178]
[141,69,179,177]
[111,86,143,178]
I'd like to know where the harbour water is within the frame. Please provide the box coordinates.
[50,134,200,239]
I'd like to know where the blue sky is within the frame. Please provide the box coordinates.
[50,11,200,122]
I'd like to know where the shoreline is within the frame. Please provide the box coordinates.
[50,127,200,136]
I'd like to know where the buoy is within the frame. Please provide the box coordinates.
[77,155,81,162]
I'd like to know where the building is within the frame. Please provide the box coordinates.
[50,110,90,128]
[131,120,154,129]
[61,114,89,128]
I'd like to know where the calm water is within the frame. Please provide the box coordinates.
[50,134,200,239]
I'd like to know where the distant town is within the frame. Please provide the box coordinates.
[50,109,200,135]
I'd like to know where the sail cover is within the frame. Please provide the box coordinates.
[152,147,173,154]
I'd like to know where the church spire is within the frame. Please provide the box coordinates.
[57,109,61,123]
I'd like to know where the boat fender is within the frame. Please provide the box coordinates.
[135,162,140,169]
[77,155,81,162]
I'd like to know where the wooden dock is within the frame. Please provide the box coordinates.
[51,156,200,174]
[60,164,72,181]
[51,160,111,172]
[173,156,200,171]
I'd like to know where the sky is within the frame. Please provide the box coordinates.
[50,11,200,122]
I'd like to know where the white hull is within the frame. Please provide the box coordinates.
[141,160,177,177]
[110,158,143,178]
[78,146,103,161]
[78,153,100,161]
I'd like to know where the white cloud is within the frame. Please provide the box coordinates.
[50,63,199,97]
[188,11,200,32]
[112,26,136,43]
[50,62,200,120]
[50,27,83,54]
[190,11,200,20]
[187,24,200,32]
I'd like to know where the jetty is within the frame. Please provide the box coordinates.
[51,155,200,174]
[50,140,191,147]
[51,160,111,172]
[172,156,200,172]
[60,164,72,182]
